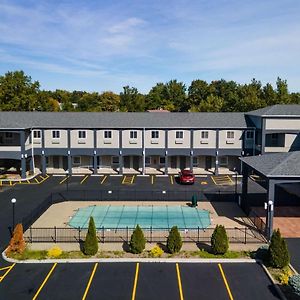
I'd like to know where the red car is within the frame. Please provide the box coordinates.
[179,170,195,184]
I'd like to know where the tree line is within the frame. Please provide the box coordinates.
[0,70,299,113]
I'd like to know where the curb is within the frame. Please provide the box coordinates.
[289,263,299,275]
[2,250,256,264]
[259,262,287,300]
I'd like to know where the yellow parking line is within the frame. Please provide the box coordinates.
[82,263,98,300]
[169,175,174,185]
[121,175,127,184]
[211,176,217,185]
[32,263,57,300]
[59,176,69,184]
[0,263,16,283]
[131,262,139,300]
[218,263,234,300]
[151,175,155,185]
[176,263,184,300]
[100,175,108,184]
[80,175,89,184]
[35,178,39,183]
[130,175,135,184]
[227,175,234,183]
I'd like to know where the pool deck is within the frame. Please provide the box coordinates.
[30,201,251,229]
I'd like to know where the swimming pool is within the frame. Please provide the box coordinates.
[68,205,211,229]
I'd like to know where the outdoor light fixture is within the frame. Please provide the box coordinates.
[108,190,112,194]
[162,190,166,194]
[11,198,16,232]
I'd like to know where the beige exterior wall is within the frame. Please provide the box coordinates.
[70,130,94,148]
[193,130,216,148]
[0,146,21,151]
[219,130,243,149]
[97,130,119,148]
[122,130,142,148]
[265,118,300,130]
[44,130,68,148]
[168,130,191,148]
[144,130,165,148]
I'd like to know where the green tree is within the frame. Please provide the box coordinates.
[276,77,290,104]
[166,226,182,253]
[188,79,210,108]
[145,83,166,110]
[99,91,120,111]
[163,80,187,111]
[83,217,98,255]
[0,70,40,111]
[262,83,277,106]
[120,86,145,112]
[130,224,146,254]
[195,94,224,112]
[268,229,290,268]
[211,225,229,254]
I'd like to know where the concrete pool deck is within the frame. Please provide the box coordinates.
[30,201,251,229]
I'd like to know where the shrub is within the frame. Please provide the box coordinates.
[289,274,300,296]
[130,225,146,254]
[255,244,269,262]
[268,229,290,268]
[167,226,182,254]
[83,217,98,256]
[6,223,26,256]
[211,225,229,255]
[150,245,164,258]
[47,246,63,258]
[278,267,293,285]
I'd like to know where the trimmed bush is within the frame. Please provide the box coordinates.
[167,226,182,254]
[130,225,146,254]
[268,229,290,268]
[255,244,269,262]
[47,246,62,258]
[150,245,164,258]
[211,225,229,255]
[289,274,300,296]
[278,266,293,285]
[6,223,26,256]
[83,217,98,256]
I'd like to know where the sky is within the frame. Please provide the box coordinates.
[0,0,299,93]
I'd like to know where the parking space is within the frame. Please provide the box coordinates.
[211,175,234,186]
[122,175,136,185]
[0,174,51,187]
[0,262,280,300]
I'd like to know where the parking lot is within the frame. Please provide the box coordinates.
[0,262,279,300]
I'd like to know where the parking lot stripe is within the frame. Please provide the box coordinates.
[176,263,184,300]
[218,263,234,300]
[131,262,139,300]
[32,263,57,300]
[80,175,89,184]
[0,263,16,283]
[59,176,69,184]
[100,175,108,184]
[151,175,155,185]
[169,175,174,185]
[82,263,98,300]
[130,175,135,184]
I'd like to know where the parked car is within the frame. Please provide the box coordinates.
[179,170,195,184]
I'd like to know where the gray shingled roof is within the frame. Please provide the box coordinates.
[0,111,249,129]
[240,151,300,177]
[246,104,300,117]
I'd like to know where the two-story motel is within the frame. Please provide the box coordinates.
[0,105,299,179]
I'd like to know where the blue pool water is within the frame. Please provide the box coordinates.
[68,205,211,229]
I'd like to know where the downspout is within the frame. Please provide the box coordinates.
[31,128,35,174]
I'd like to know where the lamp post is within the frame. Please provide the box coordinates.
[233,168,238,202]
[66,170,69,191]
[11,198,16,232]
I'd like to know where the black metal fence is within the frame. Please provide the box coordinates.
[21,189,237,231]
[24,226,266,244]
[248,209,266,235]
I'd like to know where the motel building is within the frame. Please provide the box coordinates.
[0,104,300,240]
[0,104,299,180]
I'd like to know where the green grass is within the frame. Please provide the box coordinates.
[8,247,251,260]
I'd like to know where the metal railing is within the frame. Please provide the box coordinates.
[248,209,266,235]
[24,226,266,244]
